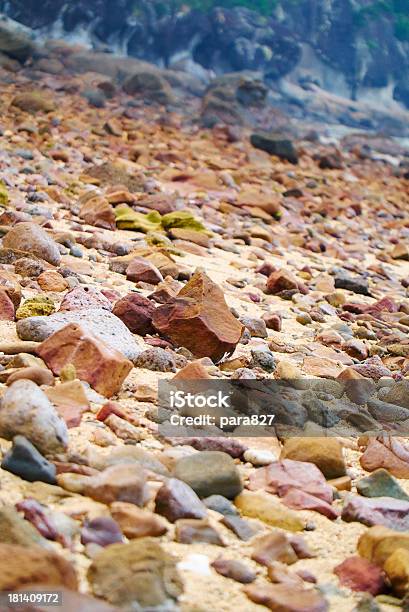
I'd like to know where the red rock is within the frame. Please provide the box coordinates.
[154,478,207,522]
[252,532,298,566]
[79,195,116,230]
[0,288,15,320]
[281,488,339,520]
[59,286,112,312]
[244,583,328,612]
[263,312,282,331]
[152,270,244,362]
[96,401,128,422]
[126,257,164,285]
[112,293,156,335]
[342,494,409,530]
[37,323,133,398]
[334,556,385,595]
[360,437,409,478]
[266,270,302,295]
[248,459,333,504]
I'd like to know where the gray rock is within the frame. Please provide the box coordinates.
[174,451,243,499]
[367,398,409,422]
[3,222,61,266]
[17,308,143,361]
[0,17,35,61]
[1,435,57,484]
[239,316,268,338]
[0,380,68,455]
[250,132,298,164]
[134,347,176,372]
[384,380,409,409]
[342,494,409,531]
[203,495,239,516]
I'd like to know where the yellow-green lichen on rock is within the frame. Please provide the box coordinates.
[0,181,9,207]
[161,211,210,234]
[115,205,162,232]
[16,296,56,320]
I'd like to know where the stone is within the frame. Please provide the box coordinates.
[251,347,277,372]
[134,347,176,372]
[266,270,301,295]
[360,437,409,478]
[221,513,258,541]
[45,380,90,428]
[17,308,142,362]
[110,502,168,539]
[384,380,409,409]
[37,271,68,292]
[0,543,77,591]
[234,490,305,531]
[88,539,183,608]
[11,92,55,113]
[367,398,409,422]
[6,365,54,387]
[281,438,346,479]
[100,446,169,476]
[0,506,49,548]
[3,222,61,265]
[358,525,409,566]
[14,257,46,278]
[281,488,339,520]
[16,296,56,319]
[0,380,68,455]
[84,465,149,506]
[250,132,298,164]
[203,495,238,516]
[80,517,124,547]
[211,557,256,583]
[244,583,328,612]
[252,532,298,566]
[334,272,369,296]
[244,449,278,466]
[123,69,175,104]
[0,289,15,320]
[356,469,409,501]
[174,451,243,499]
[79,195,115,230]
[337,368,376,405]
[175,519,225,546]
[59,286,112,312]
[155,478,207,522]
[342,494,409,530]
[180,437,247,458]
[384,547,409,597]
[173,359,213,380]
[152,270,244,362]
[112,293,156,335]
[0,21,35,61]
[1,435,56,484]
[240,316,268,338]
[126,257,164,285]
[334,557,385,596]
[37,323,133,398]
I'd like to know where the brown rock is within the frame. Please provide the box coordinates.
[155,478,207,522]
[384,547,409,597]
[126,257,164,285]
[152,270,244,362]
[173,359,213,380]
[0,543,77,591]
[266,270,301,295]
[6,366,54,387]
[360,437,409,478]
[37,323,133,397]
[358,525,409,566]
[211,557,256,583]
[85,464,149,506]
[281,438,346,479]
[110,502,168,539]
[45,380,90,427]
[252,532,298,566]
[112,293,156,335]
[175,519,225,546]
[244,583,328,612]
[3,222,61,266]
[79,195,115,230]
[334,556,385,595]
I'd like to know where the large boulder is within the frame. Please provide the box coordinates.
[123,69,176,105]
[0,17,35,61]
[3,222,61,265]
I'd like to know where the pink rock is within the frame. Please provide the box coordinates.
[334,556,385,595]
[281,488,339,520]
[37,323,133,398]
[0,288,15,320]
[244,583,328,612]
[112,293,156,335]
[59,286,112,312]
[126,257,163,285]
[342,494,409,530]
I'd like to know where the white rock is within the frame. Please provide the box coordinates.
[243,448,276,466]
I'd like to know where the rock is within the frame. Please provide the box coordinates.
[211,557,256,583]
[351,356,392,381]
[244,449,277,466]
[14,257,46,278]
[100,446,169,476]
[0,19,35,61]
[384,547,409,597]
[203,495,238,516]
[342,494,409,530]
[334,556,385,596]
[17,308,142,361]
[384,380,409,409]
[155,478,207,522]
[6,365,54,387]
[16,296,56,319]
[263,312,282,331]
[45,380,90,428]
[3,222,61,265]
[0,380,68,455]
[112,293,156,335]
[0,289,15,320]
[37,322,133,397]
[356,469,409,501]
[367,398,409,422]
[358,525,409,566]
[251,347,276,372]
[80,517,124,547]
[88,539,183,608]
[281,488,339,520]
[179,437,247,458]
[173,359,213,380]
[152,270,244,362]
[110,502,168,539]
[337,368,376,405]
[173,451,243,499]
[234,490,305,531]
[0,543,77,591]
[252,532,298,566]
[250,133,299,164]
[240,316,268,338]
[221,513,258,541]
[244,583,328,612]
[11,92,55,114]
[281,438,346,479]
[126,257,164,285]
[134,347,176,372]
[175,519,225,546]
[123,69,175,105]
[0,506,49,547]
[1,435,56,484]
[37,271,68,292]
[59,286,112,312]
[79,195,115,230]
[84,465,149,506]
[334,271,369,296]
[360,437,409,478]
[266,270,301,295]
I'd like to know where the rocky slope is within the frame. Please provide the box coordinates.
[0,19,408,612]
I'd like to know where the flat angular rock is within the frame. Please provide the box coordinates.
[281,488,339,520]
[234,490,305,532]
[126,257,164,285]
[174,451,243,499]
[84,464,149,506]
[358,525,409,566]
[342,494,409,530]
[334,556,385,595]
[79,195,115,230]
[37,322,133,398]
[250,132,298,164]
[88,538,183,608]
[211,557,256,583]
[152,270,244,362]
[17,308,143,361]
[0,288,15,320]
[112,293,156,335]
[110,502,168,539]
[244,583,328,612]
[155,478,207,523]
[3,222,61,265]
[0,380,68,455]
[175,519,225,546]
[356,469,409,501]
[1,435,56,484]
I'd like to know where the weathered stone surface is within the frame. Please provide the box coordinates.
[281,438,346,479]
[126,257,164,285]
[80,517,124,547]
[281,488,339,520]
[342,494,409,530]
[84,465,149,506]
[358,525,409,566]
[17,308,142,361]
[360,438,409,478]
[59,286,112,312]
[11,92,55,114]
[0,380,68,455]
[244,583,328,612]
[0,288,15,320]
[79,195,115,230]
[357,469,409,501]
[175,519,225,546]
[252,532,298,566]
[384,547,409,597]
[155,478,207,522]
[250,133,299,164]
[112,293,156,335]
[3,222,61,265]
[266,269,301,295]
[211,557,256,583]
[6,365,54,387]
[334,556,385,595]
[110,502,168,539]
[152,270,244,362]
[174,451,243,499]
[37,323,133,397]
[37,271,68,292]
[88,539,183,608]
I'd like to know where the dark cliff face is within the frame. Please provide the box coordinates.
[1,0,408,105]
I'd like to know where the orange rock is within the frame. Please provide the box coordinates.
[37,323,133,398]
[6,366,54,387]
[173,360,213,380]
[360,438,409,479]
[79,195,116,230]
[37,271,68,292]
[45,380,90,427]
[152,270,244,362]
[266,270,301,294]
